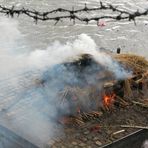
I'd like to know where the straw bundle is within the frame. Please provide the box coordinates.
[114,54,148,74]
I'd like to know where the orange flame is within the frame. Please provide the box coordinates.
[103,93,116,107]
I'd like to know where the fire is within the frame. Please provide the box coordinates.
[103,93,116,108]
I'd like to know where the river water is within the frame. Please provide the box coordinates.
[0,0,148,148]
[0,0,148,57]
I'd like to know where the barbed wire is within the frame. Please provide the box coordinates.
[0,2,148,25]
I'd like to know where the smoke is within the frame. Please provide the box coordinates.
[0,17,131,147]
[0,17,130,78]
[27,34,131,79]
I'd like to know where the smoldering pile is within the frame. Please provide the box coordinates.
[50,52,148,147]
[36,54,113,115]
[35,52,148,126]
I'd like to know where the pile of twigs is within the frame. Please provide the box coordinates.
[59,111,103,126]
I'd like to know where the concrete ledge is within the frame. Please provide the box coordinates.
[0,125,38,148]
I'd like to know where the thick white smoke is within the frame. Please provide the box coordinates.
[0,17,130,79]
[27,34,131,79]
[0,17,131,147]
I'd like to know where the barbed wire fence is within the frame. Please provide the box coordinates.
[0,2,148,25]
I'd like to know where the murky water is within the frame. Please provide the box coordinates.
[0,0,148,57]
[0,0,148,147]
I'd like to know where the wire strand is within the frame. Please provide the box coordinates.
[0,2,147,25]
